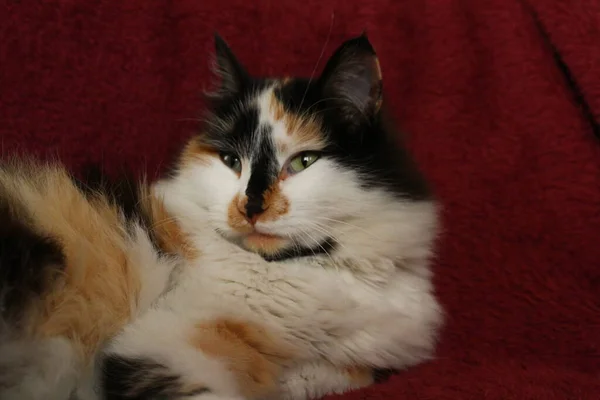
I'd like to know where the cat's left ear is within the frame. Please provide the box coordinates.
[210,33,249,98]
[318,33,383,126]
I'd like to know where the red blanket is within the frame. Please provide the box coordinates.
[2,1,599,399]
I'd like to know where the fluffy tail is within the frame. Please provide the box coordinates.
[0,197,65,331]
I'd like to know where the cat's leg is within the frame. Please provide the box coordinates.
[272,361,377,400]
[101,308,296,400]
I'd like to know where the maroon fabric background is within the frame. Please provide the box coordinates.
[2,1,600,399]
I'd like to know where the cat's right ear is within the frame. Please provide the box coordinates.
[318,33,383,128]
[210,33,249,98]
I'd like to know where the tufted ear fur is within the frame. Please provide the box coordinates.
[319,33,383,126]
[209,33,249,98]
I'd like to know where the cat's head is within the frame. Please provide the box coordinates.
[157,33,432,260]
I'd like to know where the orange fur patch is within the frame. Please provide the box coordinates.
[227,193,253,233]
[371,57,383,113]
[261,182,290,222]
[270,92,285,122]
[269,90,326,150]
[242,233,288,256]
[345,366,375,387]
[190,319,295,399]
[227,187,290,255]
[0,161,141,361]
[140,186,198,260]
[275,140,289,154]
[226,182,289,233]
[179,137,217,168]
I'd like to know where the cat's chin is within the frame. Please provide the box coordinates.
[218,228,335,262]
[216,228,292,257]
[242,232,290,256]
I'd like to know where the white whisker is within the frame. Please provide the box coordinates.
[295,225,336,268]
[298,13,335,112]
[314,216,383,241]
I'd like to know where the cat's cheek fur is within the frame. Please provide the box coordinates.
[266,161,358,236]
[159,160,241,234]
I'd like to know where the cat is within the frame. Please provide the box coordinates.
[0,33,443,400]
[100,33,443,400]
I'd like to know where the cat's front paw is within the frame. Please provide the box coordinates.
[273,363,375,400]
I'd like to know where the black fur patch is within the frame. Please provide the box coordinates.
[245,128,277,218]
[102,355,210,400]
[274,80,431,201]
[200,102,263,157]
[263,237,337,262]
[71,164,167,256]
[72,164,143,222]
[0,197,65,325]
[372,368,400,384]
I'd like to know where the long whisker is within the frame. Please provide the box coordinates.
[298,13,335,113]
[291,218,345,253]
[294,227,319,259]
[296,225,336,267]
[313,216,383,241]
[295,219,339,241]
[296,97,342,122]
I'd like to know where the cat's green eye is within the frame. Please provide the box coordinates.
[288,152,320,174]
[220,152,242,174]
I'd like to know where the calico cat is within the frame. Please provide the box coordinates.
[101,34,443,400]
[0,33,443,400]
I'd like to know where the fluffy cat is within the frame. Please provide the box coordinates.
[101,34,443,400]
[0,33,443,400]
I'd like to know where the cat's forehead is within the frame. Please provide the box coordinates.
[256,83,326,155]
[211,79,328,158]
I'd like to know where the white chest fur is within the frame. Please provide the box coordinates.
[139,227,443,368]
